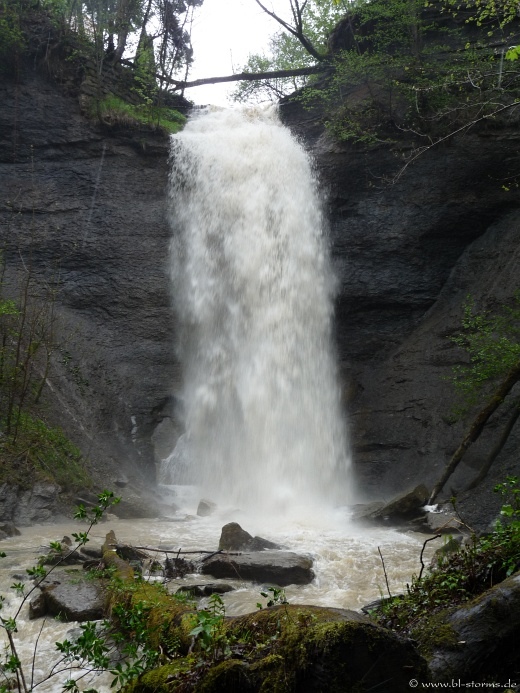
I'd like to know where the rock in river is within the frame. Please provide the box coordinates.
[201,550,314,586]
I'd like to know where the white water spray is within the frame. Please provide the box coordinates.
[166,107,351,518]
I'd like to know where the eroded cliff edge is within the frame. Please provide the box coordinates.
[1,52,520,527]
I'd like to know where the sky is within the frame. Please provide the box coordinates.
[188,0,286,106]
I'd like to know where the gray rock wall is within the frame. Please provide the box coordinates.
[0,68,180,487]
[281,97,520,528]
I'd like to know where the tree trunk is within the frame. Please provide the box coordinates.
[156,64,328,90]
[465,402,520,491]
[428,361,520,504]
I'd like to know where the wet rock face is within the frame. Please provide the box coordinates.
[281,97,520,524]
[0,68,181,484]
[0,483,64,526]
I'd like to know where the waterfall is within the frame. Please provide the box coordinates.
[166,106,351,519]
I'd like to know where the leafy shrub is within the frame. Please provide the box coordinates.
[372,477,520,636]
[0,0,26,74]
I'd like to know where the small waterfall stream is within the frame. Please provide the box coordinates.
[164,106,351,518]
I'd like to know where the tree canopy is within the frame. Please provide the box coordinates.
[29,0,205,86]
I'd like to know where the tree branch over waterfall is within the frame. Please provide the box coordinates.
[156,64,327,90]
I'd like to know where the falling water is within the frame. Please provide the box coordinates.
[166,107,351,518]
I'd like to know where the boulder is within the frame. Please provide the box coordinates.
[128,604,429,692]
[370,485,430,523]
[201,551,314,586]
[0,522,21,539]
[175,583,235,598]
[218,522,282,551]
[350,501,386,523]
[30,575,107,621]
[427,571,520,682]
[197,499,217,517]
[79,543,103,559]
[28,589,47,619]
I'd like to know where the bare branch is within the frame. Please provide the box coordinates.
[393,99,520,184]
[252,0,325,62]
[418,535,441,580]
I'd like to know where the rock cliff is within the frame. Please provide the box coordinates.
[280,94,520,527]
[0,66,179,490]
[2,42,520,527]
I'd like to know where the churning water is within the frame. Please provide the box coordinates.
[0,518,440,691]
[165,106,351,518]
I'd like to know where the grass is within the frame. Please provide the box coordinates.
[0,410,91,491]
[93,95,187,134]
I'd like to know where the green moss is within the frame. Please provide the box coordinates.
[117,598,427,692]
[123,659,194,693]
[195,659,252,693]
[410,610,459,657]
[111,580,196,655]
[93,95,186,134]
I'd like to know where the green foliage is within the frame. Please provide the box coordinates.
[308,0,518,144]
[440,0,520,32]
[94,95,186,133]
[372,479,520,639]
[449,294,520,416]
[0,409,90,490]
[189,593,231,662]
[0,0,26,74]
[257,586,289,609]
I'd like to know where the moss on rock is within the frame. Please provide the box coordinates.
[122,603,428,692]
[110,579,196,656]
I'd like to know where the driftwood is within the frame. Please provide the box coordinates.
[112,544,240,557]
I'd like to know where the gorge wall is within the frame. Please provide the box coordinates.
[1,52,520,527]
[0,67,178,492]
[280,97,520,527]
